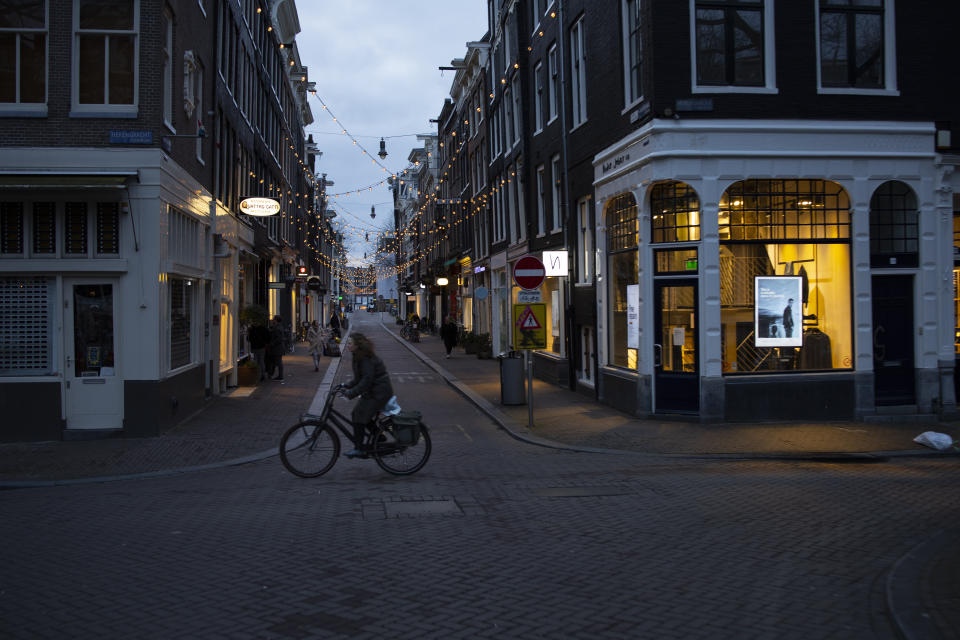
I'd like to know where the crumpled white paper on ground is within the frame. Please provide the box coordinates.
[913,431,956,451]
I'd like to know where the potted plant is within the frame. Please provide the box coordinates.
[476,333,493,359]
[237,357,260,386]
[462,331,478,354]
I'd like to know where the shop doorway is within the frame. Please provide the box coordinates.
[872,275,915,406]
[653,279,699,413]
[63,279,123,429]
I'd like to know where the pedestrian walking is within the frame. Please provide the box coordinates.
[307,320,323,371]
[340,333,394,458]
[248,321,270,381]
[267,315,286,380]
[440,315,458,359]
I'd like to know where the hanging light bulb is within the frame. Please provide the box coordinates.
[378,138,387,159]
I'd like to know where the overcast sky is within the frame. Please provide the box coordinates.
[295,1,489,264]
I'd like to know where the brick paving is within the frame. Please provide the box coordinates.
[0,313,957,639]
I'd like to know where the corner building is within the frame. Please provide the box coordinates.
[593,0,959,421]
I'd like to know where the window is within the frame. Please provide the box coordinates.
[719,179,852,374]
[551,154,561,231]
[503,88,513,149]
[531,0,546,29]
[548,44,558,122]
[818,0,884,90]
[606,193,639,369]
[869,180,917,268]
[161,6,172,127]
[623,0,642,105]
[694,0,765,87]
[534,61,544,132]
[570,16,587,127]
[0,0,47,110]
[651,181,701,242]
[170,277,193,369]
[578,197,593,283]
[1,200,121,258]
[193,59,204,161]
[536,165,546,234]
[511,75,522,147]
[0,277,54,376]
[74,0,138,113]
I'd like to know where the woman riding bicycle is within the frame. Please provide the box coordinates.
[340,333,394,457]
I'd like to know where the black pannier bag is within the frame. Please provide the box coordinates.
[391,411,422,445]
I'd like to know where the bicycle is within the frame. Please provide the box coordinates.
[399,321,420,342]
[279,386,431,477]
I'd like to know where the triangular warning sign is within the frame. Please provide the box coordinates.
[516,307,542,329]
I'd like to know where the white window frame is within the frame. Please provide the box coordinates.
[0,0,48,114]
[622,0,642,109]
[689,0,777,95]
[548,44,559,122]
[578,196,593,283]
[71,0,140,116]
[551,154,562,232]
[536,165,546,235]
[570,16,587,128]
[815,0,898,96]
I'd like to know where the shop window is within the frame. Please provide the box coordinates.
[33,202,55,253]
[606,192,638,369]
[0,202,23,254]
[651,181,700,243]
[869,180,918,268]
[719,179,852,374]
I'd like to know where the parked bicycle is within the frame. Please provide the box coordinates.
[279,385,431,477]
[399,320,420,342]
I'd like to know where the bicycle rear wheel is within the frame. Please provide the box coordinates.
[371,423,431,475]
[279,420,340,477]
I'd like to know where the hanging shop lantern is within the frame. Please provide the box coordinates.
[378,138,387,159]
[370,205,376,220]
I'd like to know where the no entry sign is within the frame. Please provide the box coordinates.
[513,255,545,290]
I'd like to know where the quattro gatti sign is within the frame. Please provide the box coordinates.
[239,197,280,217]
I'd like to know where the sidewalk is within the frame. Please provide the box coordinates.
[1,319,958,488]
[396,325,960,461]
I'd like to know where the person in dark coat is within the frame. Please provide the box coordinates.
[341,333,394,457]
[440,315,458,359]
[248,322,270,381]
[267,315,286,380]
[329,311,341,338]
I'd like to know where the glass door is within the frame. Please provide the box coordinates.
[654,279,699,413]
[63,279,123,429]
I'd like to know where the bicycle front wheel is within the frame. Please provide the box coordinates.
[371,423,431,475]
[279,420,340,478]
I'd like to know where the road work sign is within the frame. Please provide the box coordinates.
[513,303,547,350]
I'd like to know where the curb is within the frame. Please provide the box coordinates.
[886,528,957,640]
[383,321,959,462]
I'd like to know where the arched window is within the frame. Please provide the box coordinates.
[606,193,638,369]
[870,180,918,268]
[718,179,852,374]
[651,181,700,243]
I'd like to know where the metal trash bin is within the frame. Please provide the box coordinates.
[498,351,526,405]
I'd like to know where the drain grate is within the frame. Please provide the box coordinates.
[532,486,634,498]
[361,496,480,520]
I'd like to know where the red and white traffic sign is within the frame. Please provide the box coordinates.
[513,255,545,290]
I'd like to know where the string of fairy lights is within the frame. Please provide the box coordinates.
[238,3,509,288]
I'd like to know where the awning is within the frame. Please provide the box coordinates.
[0,172,137,189]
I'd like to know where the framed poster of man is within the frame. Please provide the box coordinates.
[754,276,803,347]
